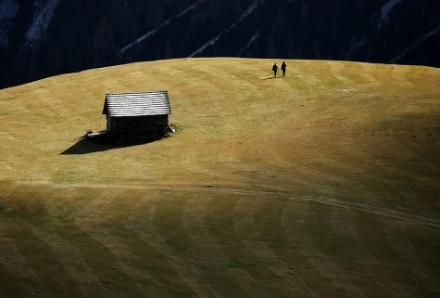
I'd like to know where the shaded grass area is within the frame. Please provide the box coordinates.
[1,185,439,297]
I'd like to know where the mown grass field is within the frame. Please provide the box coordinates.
[0,58,440,297]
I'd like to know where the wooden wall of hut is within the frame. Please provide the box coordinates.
[108,115,168,143]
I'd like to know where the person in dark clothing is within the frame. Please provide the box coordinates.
[281,61,286,77]
[272,63,279,77]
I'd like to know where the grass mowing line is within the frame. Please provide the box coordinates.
[291,67,321,90]
[328,61,354,86]
[0,221,39,282]
[0,236,32,298]
[12,228,84,297]
[0,264,30,297]
[384,222,440,295]
[354,212,435,298]
[330,207,393,297]
[55,223,146,297]
[32,228,104,298]
[302,203,365,297]
[72,228,160,297]
[331,201,416,297]
[405,226,440,278]
[251,197,318,298]
[104,189,199,297]
[234,195,296,296]
[359,63,381,88]
[279,201,325,298]
[231,192,266,241]
[73,190,121,224]
[141,197,208,298]
[198,64,263,102]
[391,64,413,89]
[180,194,226,297]
[316,197,440,229]
[10,180,440,228]
[339,62,374,86]
[280,200,347,298]
[204,194,273,297]
[229,196,283,298]
[311,62,346,89]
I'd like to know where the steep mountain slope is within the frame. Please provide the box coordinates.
[1,0,440,89]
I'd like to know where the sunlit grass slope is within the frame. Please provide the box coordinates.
[0,58,440,297]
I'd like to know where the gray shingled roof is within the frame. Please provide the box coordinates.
[103,91,171,117]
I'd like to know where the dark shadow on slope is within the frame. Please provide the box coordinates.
[61,138,114,155]
[60,132,159,155]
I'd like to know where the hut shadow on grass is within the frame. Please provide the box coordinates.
[60,133,158,155]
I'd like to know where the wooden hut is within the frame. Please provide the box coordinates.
[102,91,171,143]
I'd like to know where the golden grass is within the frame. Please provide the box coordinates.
[0,58,440,297]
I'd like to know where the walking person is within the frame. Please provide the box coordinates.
[272,63,279,78]
[281,61,286,77]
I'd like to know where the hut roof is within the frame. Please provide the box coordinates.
[102,91,171,117]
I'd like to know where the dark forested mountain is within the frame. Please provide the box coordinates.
[1,0,439,89]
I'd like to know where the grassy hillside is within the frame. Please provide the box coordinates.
[0,58,440,297]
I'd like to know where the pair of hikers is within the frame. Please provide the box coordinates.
[272,61,286,77]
